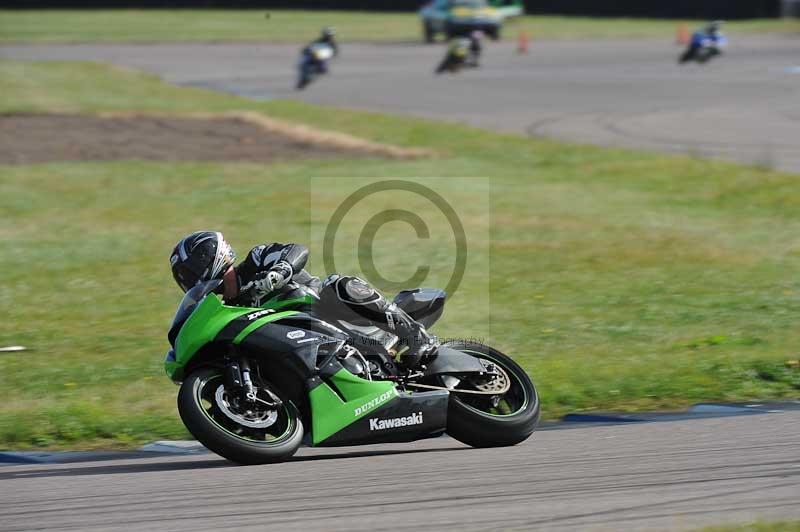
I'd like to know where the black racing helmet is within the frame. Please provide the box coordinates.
[170,231,236,292]
[321,26,336,39]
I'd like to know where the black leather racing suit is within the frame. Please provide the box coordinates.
[227,242,320,307]
[227,242,434,367]
[301,35,338,74]
[309,35,338,56]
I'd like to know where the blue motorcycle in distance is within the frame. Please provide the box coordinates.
[679,21,727,65]
[296,43,335,90]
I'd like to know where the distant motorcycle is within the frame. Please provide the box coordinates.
[436,38,470,74]
[296,43,335,90]
[679,23,727,65]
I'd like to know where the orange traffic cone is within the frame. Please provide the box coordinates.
[517,29,529,54]
[676,23,690,45]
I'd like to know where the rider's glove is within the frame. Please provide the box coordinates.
[252,261,293,295]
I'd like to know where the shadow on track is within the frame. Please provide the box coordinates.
[290,445,466,463]
[1,446,468,479]
[0,457,231,479]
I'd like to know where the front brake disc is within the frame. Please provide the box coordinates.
[214,385,278,429]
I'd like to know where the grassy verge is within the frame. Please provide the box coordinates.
[0,10,797,43]
[1,59,799,449]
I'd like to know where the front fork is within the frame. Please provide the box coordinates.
[224,355,281,406]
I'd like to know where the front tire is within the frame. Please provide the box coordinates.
[178,367,304,465]
[679,48,696,64]
[443,342,539,447]
[296,69,311,90]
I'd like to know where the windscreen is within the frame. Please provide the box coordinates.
[167,279,222,347]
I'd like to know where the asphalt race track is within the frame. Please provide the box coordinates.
[3,36,800,173]
[1,411,798,531]
[2,37,800,530]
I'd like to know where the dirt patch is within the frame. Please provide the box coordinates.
[0,112,432,164]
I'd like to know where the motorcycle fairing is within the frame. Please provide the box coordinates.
[316,387,449,447]
[225,321,435,447]
[168,292,301,381]
[259,288,318,313]
[308,366,397,445]
[234,316,349,380]
[166,285,450,447]
[308,359,448,446]
[166,282,333,381]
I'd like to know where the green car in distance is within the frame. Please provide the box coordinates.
[419,0,524,42]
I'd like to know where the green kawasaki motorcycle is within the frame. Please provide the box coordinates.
[165,280,540,464]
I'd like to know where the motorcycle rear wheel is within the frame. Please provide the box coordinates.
[178,367,304,465]
[443,341,540,447]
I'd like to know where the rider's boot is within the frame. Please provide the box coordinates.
[319,275,439,370]
[384,304,438,370]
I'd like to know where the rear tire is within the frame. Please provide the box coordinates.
[178,367,304,465]
[444,342,539,447]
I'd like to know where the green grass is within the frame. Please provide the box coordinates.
[698,521,800,532]
[1,59,799,449]
[0,10,797,43]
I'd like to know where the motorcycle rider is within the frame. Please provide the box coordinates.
[699,20,726,47]
[680,20,727,63]
[467,30,483,67]
[301,26,338,73]
[169,231,437,369]
[435,37,470,74]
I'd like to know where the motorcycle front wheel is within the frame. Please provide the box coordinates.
[178,367,304,465]
[678,47,696,64]
[443,341,540,447]
[296,73,310,90]
[296,62,313,90]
